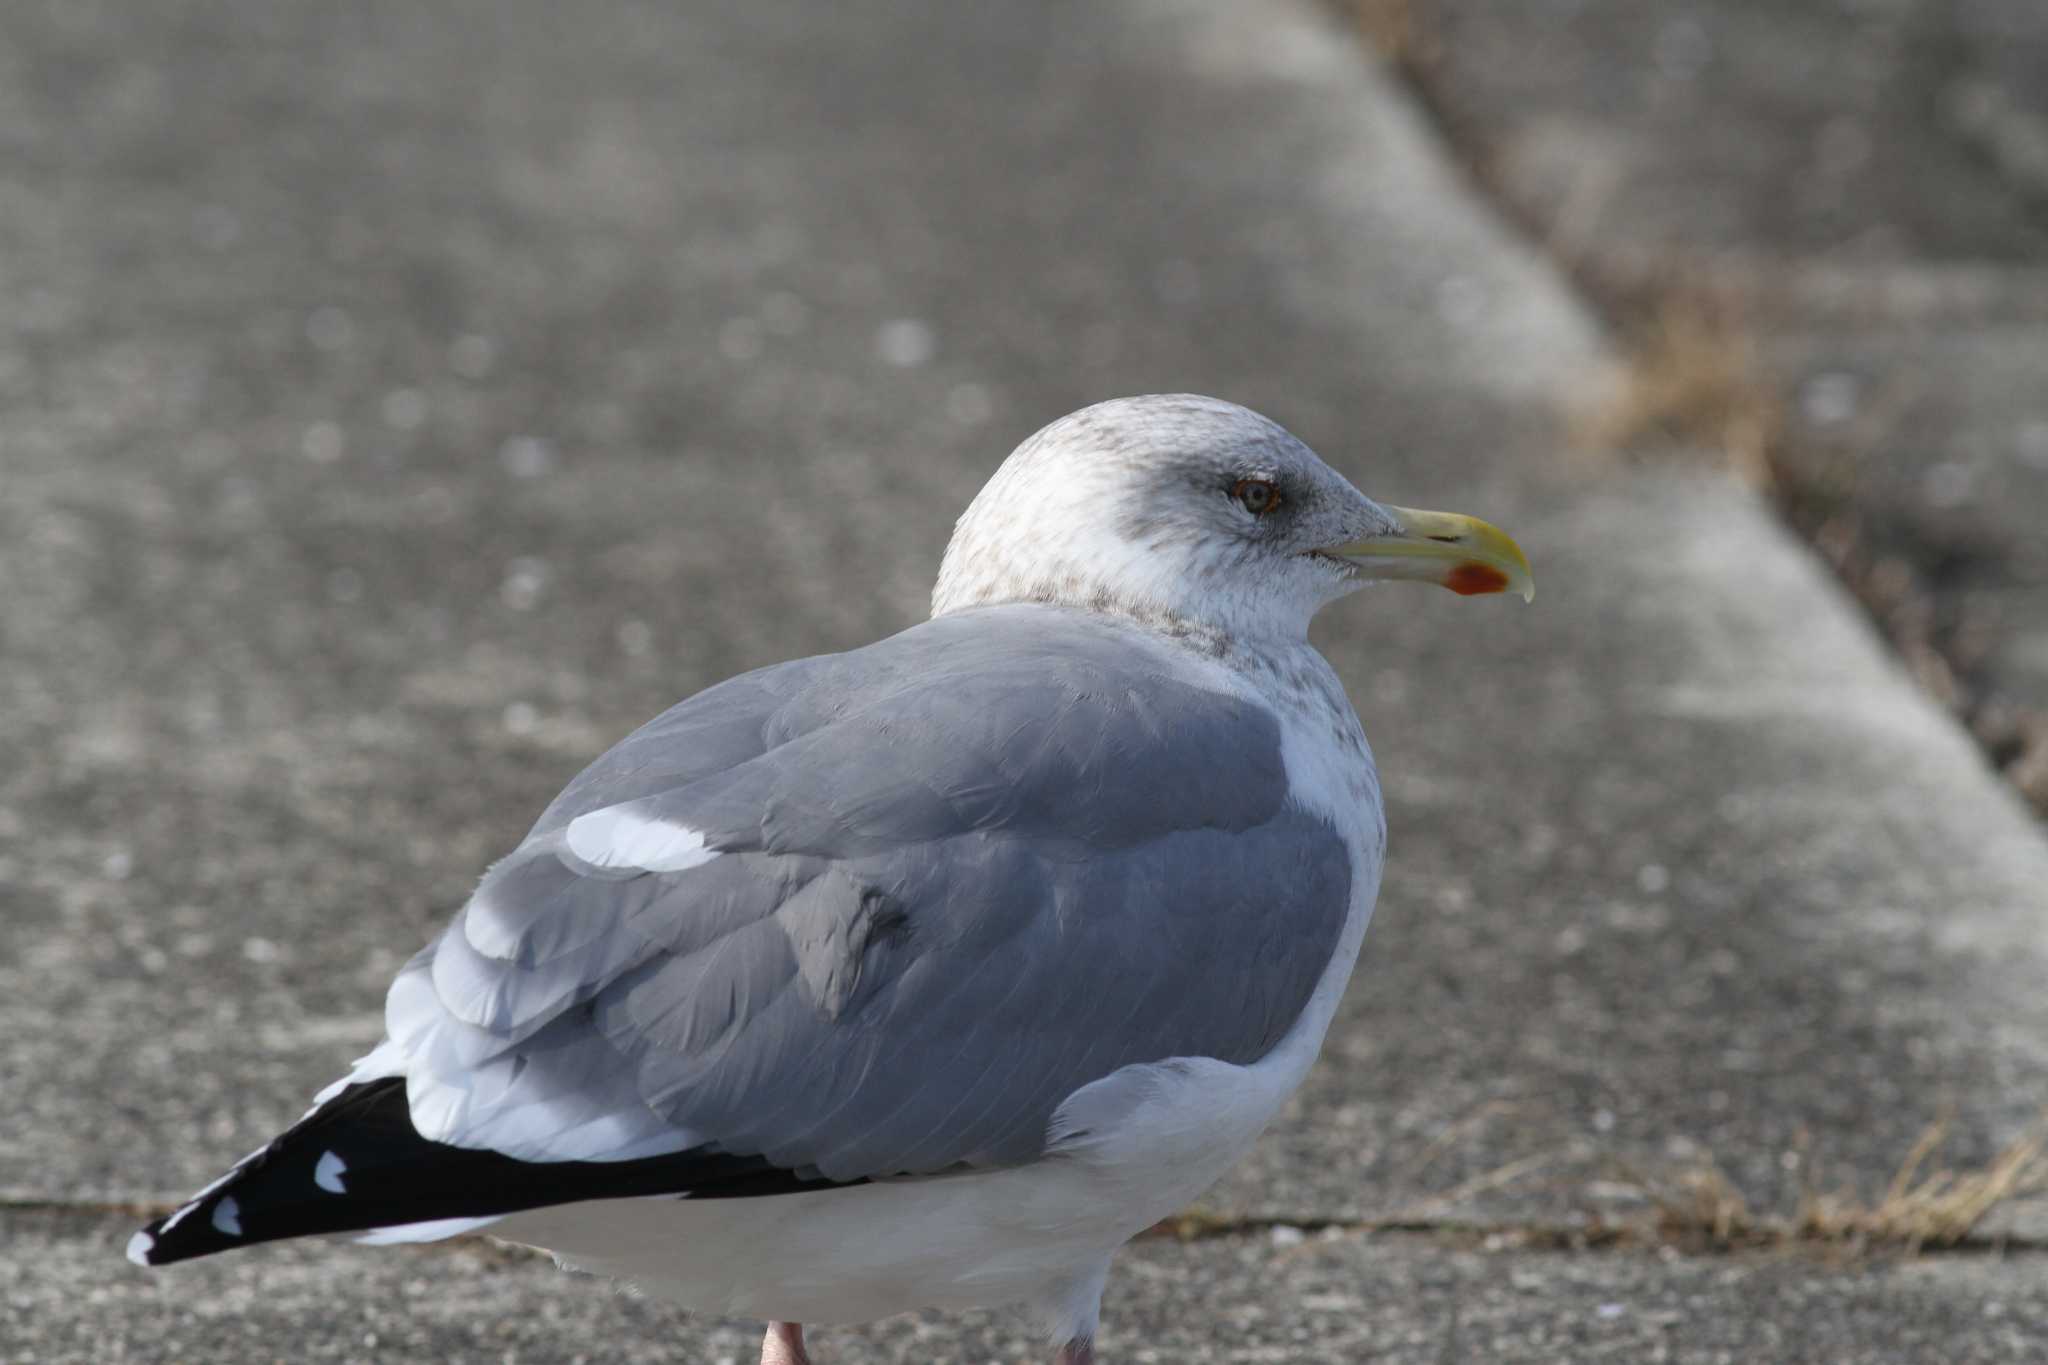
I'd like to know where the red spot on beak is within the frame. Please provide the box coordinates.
[1445,561,1511,596]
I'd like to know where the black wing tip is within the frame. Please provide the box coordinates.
[124,1075,865,1270]
[128,1161,262,1267]
[127,1197,246,1268]
[125,1079,409,1269]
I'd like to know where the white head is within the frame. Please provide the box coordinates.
[931,394,1530,644]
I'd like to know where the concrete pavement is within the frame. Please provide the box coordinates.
[3,0,2044,1359]
[1393,0,2048,813]
[13,1208,2048,1364]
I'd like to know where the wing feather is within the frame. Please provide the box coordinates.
[388,605,1362,1182]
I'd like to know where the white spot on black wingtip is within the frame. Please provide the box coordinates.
[211,1196,242,1237]
[125,1230,156,1267]
[315,1150,348,1194]
[158,1139,268,1235]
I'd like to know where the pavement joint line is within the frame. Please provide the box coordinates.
[10,1197,2046,1262]
[14,1116,2044,1259]
[1143,1211,2048,1259]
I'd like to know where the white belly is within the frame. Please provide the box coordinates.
[497,1169,1128,1326]
[489,1048,1292,1326]
[488,959,1369,1329]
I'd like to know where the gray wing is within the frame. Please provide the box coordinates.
[388,604,1359,1181]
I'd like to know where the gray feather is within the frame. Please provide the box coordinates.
[399,604,1360,1180]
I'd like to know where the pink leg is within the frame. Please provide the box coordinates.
[760,1321,811,1365]
[1053,1339,1095,1365]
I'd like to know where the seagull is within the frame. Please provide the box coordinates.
[128,394,1531,1364]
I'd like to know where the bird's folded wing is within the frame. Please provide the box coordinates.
[393,605,1359,1182]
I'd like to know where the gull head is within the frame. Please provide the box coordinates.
[931,394,1531,643]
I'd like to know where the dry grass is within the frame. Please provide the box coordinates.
[1649,1162,1758,1248]
[1796,1119,2048,1251]
[1345,0,1419,64]
[1572,291,1780,483]
[1646,1117,2048,1255]
[1395,1099,1523,1184]
[1399,1149,1568,1223]
[2008,729,2048,813]
[1138,1120,2048,1268]
[1333,0,1781,489]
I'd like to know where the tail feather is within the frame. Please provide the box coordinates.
[129,1078,856,1267]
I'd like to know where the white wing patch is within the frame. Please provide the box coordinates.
[211,1197,242,1237]
[314,1150,348,1194]
[565,807,721,874]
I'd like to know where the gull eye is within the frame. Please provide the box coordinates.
[1232,479,1280,516]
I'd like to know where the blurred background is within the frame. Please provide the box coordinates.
[1366,0,2048,812]
[3,1,2046,1360]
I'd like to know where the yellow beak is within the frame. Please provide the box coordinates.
[1323,505,1534,602]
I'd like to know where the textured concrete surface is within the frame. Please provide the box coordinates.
[4,0,2047,1360]
[1400,0,2048,263]
[11,1211,2048,1364]
[1214,470,2048,1226]
[1396,0,2048,812]
[0,0,1604,1211]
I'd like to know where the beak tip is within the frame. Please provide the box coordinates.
[1341,505,1534,605]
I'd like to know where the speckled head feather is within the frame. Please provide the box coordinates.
[931,394,1400,643]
